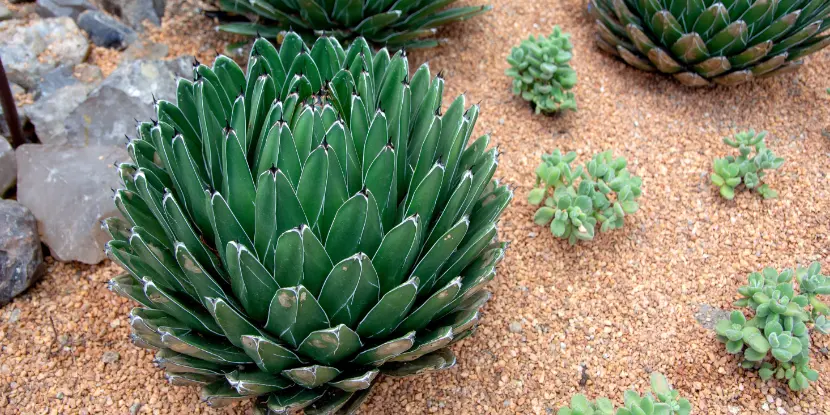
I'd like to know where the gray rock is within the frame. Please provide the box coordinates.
[120,39,168,63]
[99,0,165,31]
[0,138,15,195]
[35,0,96,19]
[10,83,25,96]
[0,199,44,306]
[16,144,128,264]
[32,63,101,99]
[64,57,192,147]
[25,83,92,144]
[101,350,120,363]
[35,65,74,98]
[0,17,90,90]
[0,4,11,21]
[77,10,136,50]
[695,303,732,330]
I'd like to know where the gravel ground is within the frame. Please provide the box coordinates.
[2,0,830,414]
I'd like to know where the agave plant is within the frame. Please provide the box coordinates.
[587,0,830,86]
[216,0,492,49]
[105,32,511,413]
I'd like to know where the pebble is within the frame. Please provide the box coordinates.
[508,321,523,333]
[101,351,120,364]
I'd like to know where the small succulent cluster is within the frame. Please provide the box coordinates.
[528,150,641,244]
[716,263,830,391]
[558,373,692,415]
[711,130,784,200]
[505,26,577,114]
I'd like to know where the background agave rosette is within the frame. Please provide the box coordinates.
[215,0,492,49]
[588,0,830,86]
[105,32,511,413]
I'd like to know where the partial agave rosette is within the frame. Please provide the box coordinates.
[105,32,511,413]
[216,0,492,49]
[588,0,830,86]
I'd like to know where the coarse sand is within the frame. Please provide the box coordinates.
[2,0,830,414]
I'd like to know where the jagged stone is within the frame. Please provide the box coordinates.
[0,17,90,90]
[0,199,44,306]
[0,138,15,195]
[0,4,11,21]
[25,83,92,145]
[99,0,166,31]
[120,39,168,63]
[35,0,96,19]
[16,144,129,264]
[64,57,192,147]
[33,63,102,99]
[77,10,137,50]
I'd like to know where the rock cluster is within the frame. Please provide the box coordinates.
[0,0,174,304]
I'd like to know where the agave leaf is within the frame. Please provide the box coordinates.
[693,56,732,77]
[317,253,380,327]
[174,243,232,306]
[356,277,419,338]
[200,381,250,407]
[273,228,304,288]
[226,369,293,396]
[670,33,710,63]
[706,21,749,56]
[372,215,420,295]
[328,369,379,392]
[296,145,330,227]
[227,242,279,321]
[651,11,684,47]
[396,277,462,333]
[325,191,369,263]
[388,326,453,362]
[266,387,327,414]
[154,348,230,376]
[264,285,330,348]
[410,217,469,294]
[729,39,772,68]
[282,364,342,388]
[158,326,251,364]
[304,388,355,414]
[788,35,830,60]
[107,274,153,308]
[206,296,273,350]
[350,331,416,366]
[166,372,220,386]
[240,335,305,374]
[297,324,363,365]
[382,348,457,377]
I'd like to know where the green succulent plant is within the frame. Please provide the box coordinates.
[716,263,828,391]
[711,130,783,200]
[505,26,578,114]
[528,150,642,244]
[587,0,830,86]
[105,32,512,413]
[216,0,492,49]
[558,373,691,415]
